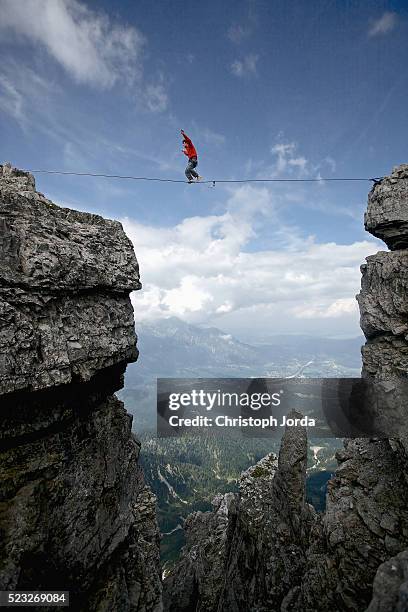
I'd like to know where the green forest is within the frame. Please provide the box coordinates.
[139,432,341,569]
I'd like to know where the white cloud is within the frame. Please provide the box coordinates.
[322,156,336,173]
[0,1,171,115]
[122,185,380,337]
[200,127,226,147]
[227,4,258,44]
[144,81,168,113]
[163,277,213,315]
[0,75,25,125]
[267,142,309,178]
[368,12,397,37]
[231,54,258,77]
[0,63,58,129]
[250,141,337,182]
[227,24,251,44]
[0,0,145,88]
[293,298,358,319]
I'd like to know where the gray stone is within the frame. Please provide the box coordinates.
[292,436,408,612]
[357,250,408,339]
[0,165,162,611]
[364,164,408,249]
[163,493,236,612]
[367,550,408,612]
[0,163,141,395]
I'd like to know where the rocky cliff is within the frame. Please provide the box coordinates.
[163,164,408,611]
[357,164,408,611]
[0,163,162,611]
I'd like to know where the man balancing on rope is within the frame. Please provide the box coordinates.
[181,129,203,183]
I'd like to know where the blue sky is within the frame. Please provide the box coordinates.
[1,0,407,340]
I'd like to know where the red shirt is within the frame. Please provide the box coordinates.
[182,133,197,159]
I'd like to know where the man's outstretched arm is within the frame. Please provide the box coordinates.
[181,129,192,144]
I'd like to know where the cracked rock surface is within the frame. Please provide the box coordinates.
[365,164,408,250]
[0,162,140,395]
[0,164,162,611]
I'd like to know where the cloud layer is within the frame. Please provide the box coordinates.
[0,0,145,88]
[0,0,169,114]
[230,54,258,77]
[123,184,379,338]
[368,12,397,37]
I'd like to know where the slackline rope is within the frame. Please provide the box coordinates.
[26,169,389,186]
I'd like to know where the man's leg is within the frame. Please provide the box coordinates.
[189,157,199,179]
[185,161,193,181]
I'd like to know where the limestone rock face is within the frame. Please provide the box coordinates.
[358,251,408,339]
[355,165,408,611]
[0,162,140,395]
[367,549,408,612]
[0,165,162,611]
[0,163,139,292]
[365,164,408,249]
[163,493,236,612]
[357,178,408,383]
[294,437,408,611]
[361,336,408,379]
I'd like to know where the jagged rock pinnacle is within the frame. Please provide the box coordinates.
[0,162,36,191]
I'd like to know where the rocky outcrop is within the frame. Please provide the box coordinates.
[165,429,408,612]
[164,414,317,612]
[364,165,408,250]
[358,250,408,340]
[0,162,140,395]
[219,419,316,612]
[292,165,408,611]
[356,164,408,610]
[0,164,162,611]
[367,549,408,612]
[163,493,236,612]
[292,437,408,611]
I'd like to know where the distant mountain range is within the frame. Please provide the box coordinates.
[132,316,363,375]
[120,316,364,431]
